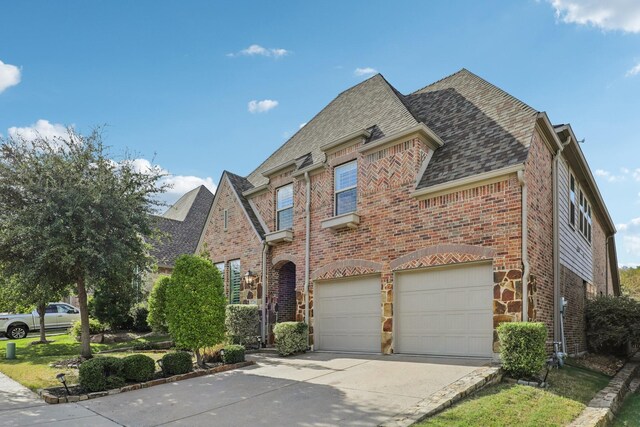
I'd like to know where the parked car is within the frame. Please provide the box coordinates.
[0,302,81,339]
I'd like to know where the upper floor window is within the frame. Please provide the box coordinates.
[276,184,294,230]
[569,174,576,227]
[335,161,357,215]
[579,190,592,243]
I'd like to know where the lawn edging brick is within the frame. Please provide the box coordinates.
[379,366,503,427]
[38,360,254,404]
[568,354,640,427]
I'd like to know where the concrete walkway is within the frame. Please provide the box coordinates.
[1,352,489,426]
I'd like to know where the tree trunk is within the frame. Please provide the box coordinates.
[195,349,204,368]
[37,303,47,343]
[77,276,92,359]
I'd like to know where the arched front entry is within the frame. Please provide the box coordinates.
[267,261,297,344]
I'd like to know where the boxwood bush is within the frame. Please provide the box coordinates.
[586,295,640,355]
[161,351,193,376]
[79,356,125,392]
[222,344,245,364]
[122,354,156,382]
[497,322,547,379]
[273,322,308,356]
[225,304,260,348]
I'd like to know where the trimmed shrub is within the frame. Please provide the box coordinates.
[79,356,125,392]
[165,255,226,366]
[586,295,640,355]
[69,318,106,339]
[497,322,547,379]
[222,344,245,364]
[225,305,260,348]
[148,276,170,333]
[122,354,156,382]
[130,303,151,332]
[161,351,193,376]
[273,322,308,356]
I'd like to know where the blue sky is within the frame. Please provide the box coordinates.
[1,1,639,265]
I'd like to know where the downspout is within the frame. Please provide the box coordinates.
[517,170,530,322]
[261,242,268,346]
[304,171,311,349]
[552,139,567,349]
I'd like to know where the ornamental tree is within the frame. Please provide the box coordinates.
[0,129,165,357]
[165,255,226,367]
[147,275,171,333]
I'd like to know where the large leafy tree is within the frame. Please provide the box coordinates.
[165,255,226,367]
[0,129,165,357]
[620,267,640,300]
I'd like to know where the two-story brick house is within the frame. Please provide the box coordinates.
[197,69,619,358]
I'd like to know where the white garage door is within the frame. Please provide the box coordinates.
[395,262,493,357]
[314,275,381,353]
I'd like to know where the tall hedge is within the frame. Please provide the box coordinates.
[225,304,260,348]
[165,255,226,366]
[147,275,171,333]
[497,322,547,379]
[586,295,640,355]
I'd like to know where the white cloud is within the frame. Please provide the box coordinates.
[626,62,640,77]
[548,0,640,33]
[248,99,278,113]
[228,44,290,58]
[633,168,640,181]
[616,217,640,266]
[594,168,626,182]
[127,158,216,206]
[299,122,307,129]
[7,119,69,142]
[0,60,21,93]
[354,67,377,76]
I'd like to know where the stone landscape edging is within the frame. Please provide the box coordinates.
[379,366,503,427]
[568,354,640,427]
[38,360,255,404]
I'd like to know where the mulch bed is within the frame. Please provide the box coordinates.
[569,353,626,376]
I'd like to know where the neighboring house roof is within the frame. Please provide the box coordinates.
[151,185,214,267]
[225,171,266,238]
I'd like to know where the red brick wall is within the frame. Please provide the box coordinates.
[561,264,587,354]
[591,216,611,296]
[525,130,555,342]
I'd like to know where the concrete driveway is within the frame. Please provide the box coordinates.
[1,352,489,427]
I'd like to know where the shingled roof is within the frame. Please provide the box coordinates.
[244,69,539,191]
[246,74,419,187]
[225,171,266,238]
[151,185,214,268]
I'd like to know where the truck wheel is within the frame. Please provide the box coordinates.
[7,324,28,339]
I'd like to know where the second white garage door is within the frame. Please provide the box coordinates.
[314,275,381,353]
[395,262,493,357]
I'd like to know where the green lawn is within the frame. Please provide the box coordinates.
[0,333,170,390]
[417,365,611,427]
[614,390,640,426]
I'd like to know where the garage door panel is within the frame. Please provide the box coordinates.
[315,276,380,353]
[396,263,493,358]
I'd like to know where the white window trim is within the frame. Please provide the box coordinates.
[276,184,294,231]
[334,160,358,216]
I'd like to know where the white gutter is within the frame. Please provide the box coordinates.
[517,170,530,322]
[304,171,311,349]
[261,242,268,346]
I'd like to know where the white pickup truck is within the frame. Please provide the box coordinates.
[0,302,81,339]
